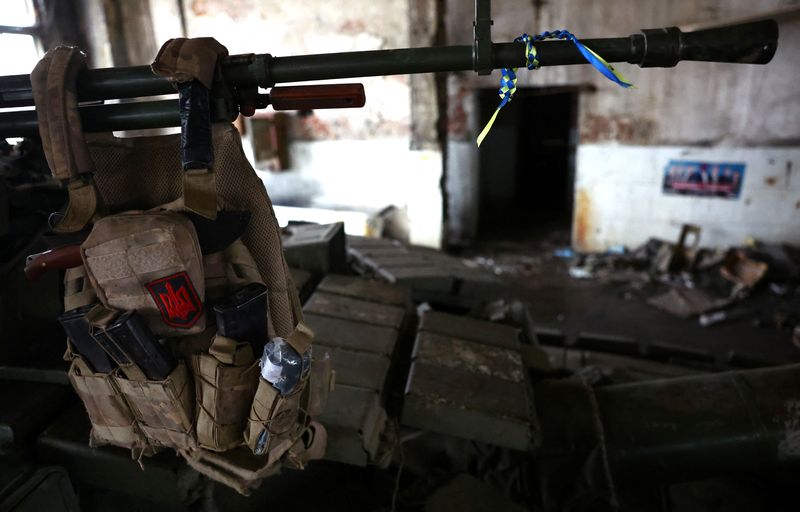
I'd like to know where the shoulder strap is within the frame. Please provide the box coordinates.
[31,46,101,232]
[152,38,229,220]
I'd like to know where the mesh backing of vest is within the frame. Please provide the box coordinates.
[86,125,300,338]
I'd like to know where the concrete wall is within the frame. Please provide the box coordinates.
[576,146,800,249]
[183,0,443,247]
[445,0,800,250]
[76,0,800,250]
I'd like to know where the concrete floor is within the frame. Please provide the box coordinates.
[465,230,800,367]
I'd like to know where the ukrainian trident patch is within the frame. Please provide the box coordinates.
[146,271,202,328]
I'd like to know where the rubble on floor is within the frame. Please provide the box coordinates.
[561,226,800,332]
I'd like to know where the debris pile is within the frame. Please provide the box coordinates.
[564,225,800,331]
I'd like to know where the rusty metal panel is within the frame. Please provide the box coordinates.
[418,310,520,350]
[315,274,410,307]
[304,291,406,329]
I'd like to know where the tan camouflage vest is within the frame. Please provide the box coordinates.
[31,42,331,495]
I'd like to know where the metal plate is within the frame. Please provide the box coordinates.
[403,362,531,451]
[304,292,405,329]
[418,310,520,350]
[315,274,410,307]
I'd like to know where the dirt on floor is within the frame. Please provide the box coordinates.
[457,227,800,366]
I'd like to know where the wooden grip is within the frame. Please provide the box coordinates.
[269,84,365,111]
[24,244,83,281]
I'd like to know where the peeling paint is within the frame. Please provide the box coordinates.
[575,145,800,250]
[574,188,593,251]
[446,76,471,139]
[338,19,368,34]
[291,115,335,140]
[580,114,655,144]
[190,0,208,16]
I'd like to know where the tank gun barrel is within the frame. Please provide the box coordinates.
[0,17,778,137]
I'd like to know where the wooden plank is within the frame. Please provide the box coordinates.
[316,274,409,307]
[304,292,406,329]
[403,362,531,451]
[413,331,525,383]
[418,310,520,350]
[304,314,397,356]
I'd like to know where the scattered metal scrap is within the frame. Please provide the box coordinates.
[563,225,800,333]
[647,287,730,318]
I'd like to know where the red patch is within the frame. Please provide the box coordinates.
[145,271,202,329]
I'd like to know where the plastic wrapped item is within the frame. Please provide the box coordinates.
[259,337,311,395]
[254,429,269,455]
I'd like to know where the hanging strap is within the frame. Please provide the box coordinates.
[30,46,101,232]
[284,321,313,358]
[152,38,229,220]
[477,30,634,147]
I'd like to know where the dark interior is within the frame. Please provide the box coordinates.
[477,87,578,241]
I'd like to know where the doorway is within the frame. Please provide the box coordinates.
[475,87,578,243]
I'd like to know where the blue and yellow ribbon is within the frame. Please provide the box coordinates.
[477,30,633,147]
